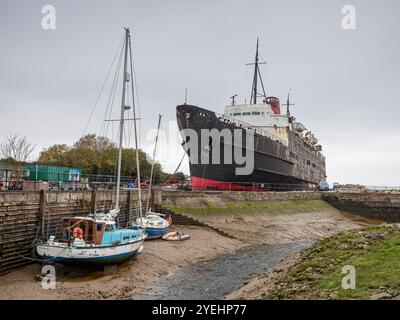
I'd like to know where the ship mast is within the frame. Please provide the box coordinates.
[251,39,258,104]
[247,38,267,105]
[115,28,130,211]
[285,89,295,117]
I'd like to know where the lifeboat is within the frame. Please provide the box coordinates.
[293,122,306,132]
[162,231,191,241]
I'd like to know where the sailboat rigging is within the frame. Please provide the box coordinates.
[137,114,171,239]
[35,28,147,265]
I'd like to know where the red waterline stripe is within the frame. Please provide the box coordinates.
[190,176,266,191]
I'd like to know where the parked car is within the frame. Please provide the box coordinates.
[318,181,330,191]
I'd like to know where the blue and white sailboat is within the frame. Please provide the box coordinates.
[139,213,170,239]
[136,114,171,239]
[35,213,145,265]
[35,28,147,265]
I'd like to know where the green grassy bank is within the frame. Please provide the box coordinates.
[170,199,331,216]
[266,225,400,300]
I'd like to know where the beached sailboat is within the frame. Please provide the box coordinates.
[136,114,171,239]
[35,28,147,264]
[140,214,170,239]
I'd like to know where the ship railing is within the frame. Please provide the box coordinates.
[301,140,326,159]
[1,173,319,192]
[215,112,287,145]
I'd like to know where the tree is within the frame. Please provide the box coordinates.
[38,134,164,179]
[173,171,187,181]
[69,134,117,175]
[164,171,187,182]
[38,144,69,166]
[0,133,35,162]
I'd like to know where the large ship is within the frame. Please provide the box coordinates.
[176,39,326,191]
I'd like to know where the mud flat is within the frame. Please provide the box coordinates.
[0,200,378,300]
[141,241,313,300]
[0,226,242,300]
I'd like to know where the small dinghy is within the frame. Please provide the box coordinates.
[162,231,191,241]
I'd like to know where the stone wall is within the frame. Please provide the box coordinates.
[322,191,400,222]
[160,190,400,222]
[160,190,322,207]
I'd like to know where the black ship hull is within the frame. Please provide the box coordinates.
[176,104,326,191]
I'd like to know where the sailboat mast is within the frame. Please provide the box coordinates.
[127,29,143,222]
[146,114,162,213]
[115,28,130,210]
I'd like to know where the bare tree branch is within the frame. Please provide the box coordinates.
[0,133,35,162]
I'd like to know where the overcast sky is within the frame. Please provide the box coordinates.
[1,0,399,186]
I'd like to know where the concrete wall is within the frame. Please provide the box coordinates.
[323,191,400,222]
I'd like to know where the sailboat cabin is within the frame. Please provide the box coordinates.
[60,217,106,245]
[57,216,141,246]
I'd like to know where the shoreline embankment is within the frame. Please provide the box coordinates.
[0,189,384,300]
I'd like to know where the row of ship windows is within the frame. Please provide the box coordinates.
[123,235,136,240]
[229,111,265,116]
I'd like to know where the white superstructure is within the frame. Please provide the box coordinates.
[223,99,290,145]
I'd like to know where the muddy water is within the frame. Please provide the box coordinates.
[141,240,313,300]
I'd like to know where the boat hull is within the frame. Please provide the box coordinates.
[137,215,170,239]
[36,239,144,265]
[145,226,169,239]
[176,104,326,190]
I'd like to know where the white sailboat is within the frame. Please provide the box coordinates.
[35,28,147,264]
[136,114,171,239]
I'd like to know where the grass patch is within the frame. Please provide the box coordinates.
[266,225,400,300]
[170,199,331,217]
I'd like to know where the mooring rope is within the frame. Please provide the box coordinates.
[14,250,62,263]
